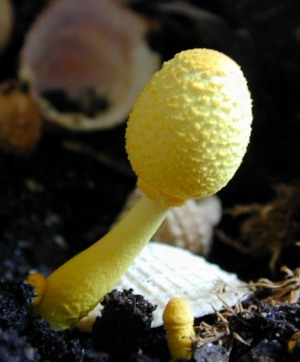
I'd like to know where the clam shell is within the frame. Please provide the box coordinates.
[0,0,13,52]
[115,188,222,255]
[19,0,160,131]
[77,242,250,330]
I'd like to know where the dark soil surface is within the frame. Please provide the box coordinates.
[1,0,300,361]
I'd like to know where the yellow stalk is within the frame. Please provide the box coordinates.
[32,195,168,329]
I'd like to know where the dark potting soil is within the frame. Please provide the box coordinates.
[1,280,300,361]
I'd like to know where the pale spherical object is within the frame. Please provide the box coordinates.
[126,48,252,206]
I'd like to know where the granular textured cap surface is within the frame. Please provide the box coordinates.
[126,48,252,206]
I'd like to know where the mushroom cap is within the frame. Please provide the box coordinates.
[163,297,194,328]
[126,48,252,206]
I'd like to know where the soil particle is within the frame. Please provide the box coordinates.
[238,339,285,362]
[0,280,34,330]
[92,289,158,361]
[193,343,229,362]
[26,317,84,362]
[0,328,38,362]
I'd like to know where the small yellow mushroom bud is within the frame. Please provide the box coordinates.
[163,297,195,360]
[28,48,252,330]
[126,48,252,206]
[288,331,300,354]
[26,273,47,306]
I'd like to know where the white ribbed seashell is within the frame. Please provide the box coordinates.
[114,188,222,255]
[116,242,249,327]
[0,0,13,53]
[77,242,250,331]
[19,0,160,131]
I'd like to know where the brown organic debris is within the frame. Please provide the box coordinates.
[193,271,300,360]
[194,299,257,353]
[252,266,300,305]
[217,184,300,271]
[0,80,43,153]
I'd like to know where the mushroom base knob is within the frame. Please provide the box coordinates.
[126,48,252,206]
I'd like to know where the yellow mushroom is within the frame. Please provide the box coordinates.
[27,272,47,306]
[27,48,252,330]
[163,298,195,360]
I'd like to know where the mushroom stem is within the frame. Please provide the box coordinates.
[163,298,196,360]
[31,195,168,330]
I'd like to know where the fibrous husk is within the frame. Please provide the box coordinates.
[0,81,43,153]
[217,184,300,272]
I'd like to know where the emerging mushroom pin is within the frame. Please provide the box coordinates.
[163,297,195,360]
[27,48,252,330]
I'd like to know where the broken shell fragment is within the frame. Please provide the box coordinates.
[115,188,222,255]
[19,0,160,131]
[0,0,13,53]
[0,81,43,153]
[77,242,250,330]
